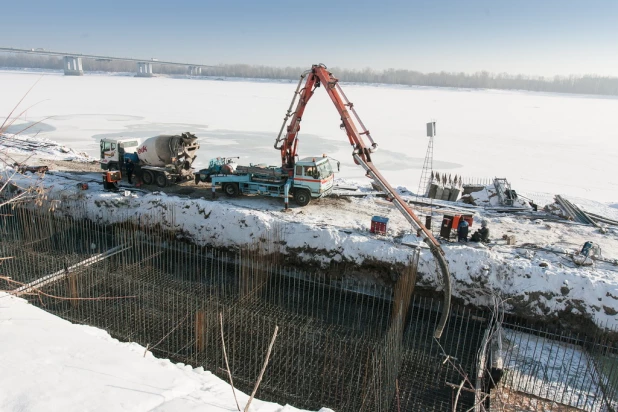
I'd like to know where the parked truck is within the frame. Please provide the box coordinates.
[100,133,200,187]
[200,156,336,207]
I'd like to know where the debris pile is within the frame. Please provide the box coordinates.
[460,178,532,210]
[547,194,618,227]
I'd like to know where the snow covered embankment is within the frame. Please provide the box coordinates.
[0,132,93,162]
[0,293,332,412]
[8,167,618,332]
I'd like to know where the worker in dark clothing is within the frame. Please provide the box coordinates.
[125,158,134,184]
[471,220,490,243]
[457,218,469,242]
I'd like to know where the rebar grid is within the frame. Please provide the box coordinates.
[496,323,618,411]
[3,203,615,411]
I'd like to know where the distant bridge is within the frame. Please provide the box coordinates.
[0,47,216,77]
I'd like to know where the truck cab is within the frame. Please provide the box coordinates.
[292,157,335,201]
[100,138,141,171]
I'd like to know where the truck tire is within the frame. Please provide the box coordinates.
[155,173,167,188]
[223,183,239,197]
[294,189,311,206]
[142,170,154,185]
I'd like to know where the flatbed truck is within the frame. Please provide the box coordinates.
[209,156,334,207]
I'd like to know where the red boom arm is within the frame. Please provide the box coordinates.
[275,65,452,338]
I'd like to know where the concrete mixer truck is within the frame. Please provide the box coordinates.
[100,133,200,187]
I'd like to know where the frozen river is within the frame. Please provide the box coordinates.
[2,69,617,203]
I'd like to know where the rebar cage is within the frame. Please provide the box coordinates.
[1,203,616,411]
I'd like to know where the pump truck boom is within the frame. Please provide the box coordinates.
[274,64,451,338]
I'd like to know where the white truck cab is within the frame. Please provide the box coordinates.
[100,138,140,170]
[293,157,335,196]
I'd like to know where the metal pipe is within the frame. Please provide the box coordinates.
[353,153,451,339]
[274,70,311,150]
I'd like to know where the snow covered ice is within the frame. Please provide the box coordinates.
[2,69,618,202]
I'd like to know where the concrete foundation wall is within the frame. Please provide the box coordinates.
[449,188,460,202]
[441,188,452,201]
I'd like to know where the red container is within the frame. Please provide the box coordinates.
[452,215,473,229]
[371,216,389,235]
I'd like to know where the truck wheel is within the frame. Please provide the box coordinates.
[142,171,154,185]
[155,173,167,188]
[294,189,311,206]
[223,183,239,197]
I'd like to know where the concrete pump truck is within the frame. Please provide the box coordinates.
[274,64,452,338]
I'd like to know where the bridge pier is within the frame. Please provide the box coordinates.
[136,62,154,77]
[63,56,84,76]
[189,66,202,76]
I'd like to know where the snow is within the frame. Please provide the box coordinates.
[0,293,332,412]
[1,69,618,203]
[0,132,93,162]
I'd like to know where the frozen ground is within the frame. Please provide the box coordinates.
[0,293,332,412]
[1,69,618,202]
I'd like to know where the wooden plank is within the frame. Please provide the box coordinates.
[13,244,129,296]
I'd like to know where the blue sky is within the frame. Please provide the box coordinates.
[2,0,617,76]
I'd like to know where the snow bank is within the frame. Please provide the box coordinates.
[0,133,93,162]
[0,293,332,412]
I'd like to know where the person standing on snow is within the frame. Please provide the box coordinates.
[457,218,469,242]
[125,158,135,184]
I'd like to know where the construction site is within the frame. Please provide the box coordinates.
[1,198,617,411]
[2,64,618,411]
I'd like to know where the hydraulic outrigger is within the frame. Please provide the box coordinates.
[275,64,451,338]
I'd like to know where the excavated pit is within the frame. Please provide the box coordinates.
[1,205,617,411]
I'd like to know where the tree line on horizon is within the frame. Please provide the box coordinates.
[2,53,617,96]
